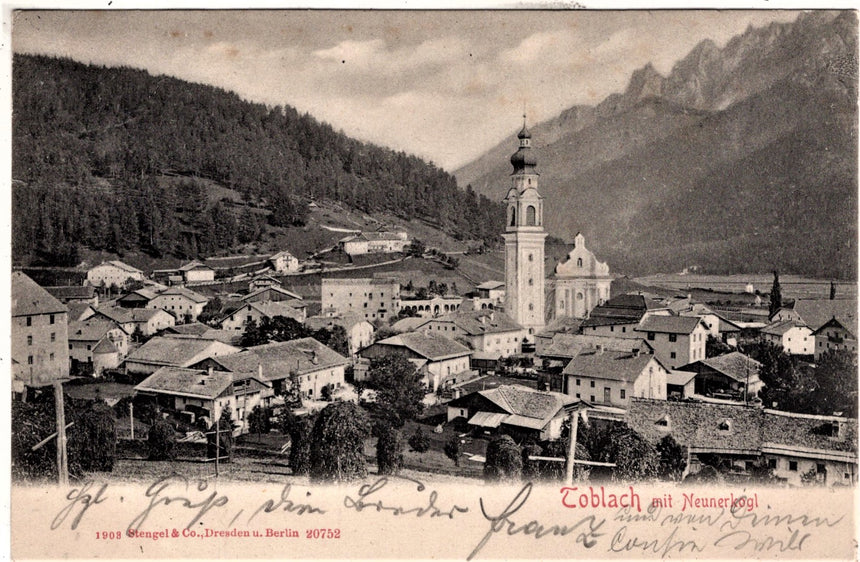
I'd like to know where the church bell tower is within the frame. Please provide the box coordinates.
[503,116,546,338]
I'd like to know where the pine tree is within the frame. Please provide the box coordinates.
[769,270,783,318]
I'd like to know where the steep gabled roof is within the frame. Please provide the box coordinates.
[637,315,703,335]
[476,281,505,290]
[562,349,659,383]
[155,286,209,303]
[627,398,762,454]
[44,285,96,301]
[475,385,578,430]
[164,322,211,336]
[135,367,233,400]
[305,313,372,332]
[241,285,304,303]
[125,337,239,367]
[433,309,523,336]
[12,272,68,317]
[210,337,348,379]
[811,317,857,339]
[760,319,809,337]
[690,352,762,383]
[69,317,122,342]
[375,331,471,361]
[92,338,118,354]
[178,260,213,272]
[94,306,134,325]
[92,260,143,274]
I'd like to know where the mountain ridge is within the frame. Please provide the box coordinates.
[455,11,857,279]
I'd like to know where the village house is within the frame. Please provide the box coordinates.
[635,315,709,369]
[147,286,209,323]
[446,384,581,442]
[220,301,306,332]
[560,347,668,406]
[247,274,282,292]
[627,398,857,486]
[134,366,269,431]
[580,293,671,336]
[87,306,136,335]
[240,285,307,316]
[474,281,506,305]
[268,250,300,273]
[812,317,857,361]
[760,320,814,357]
[127,308,176,336]
[360,331,472,391]
[305,313,375,357]
[68,316,130,376]
[195,338,349,402]
[676,351,763,402]
[419,309,526,357]
[44,285,99,306]
[12,272,70,389]
[534,317,585,355]
[340,231,410,255]
[66,303,96,323]
[117,287,160,309]
[321,277,400,321]
[122,336,240,377]
[86,260,145,288]
[178,260,216,283]
[677,303,742,344]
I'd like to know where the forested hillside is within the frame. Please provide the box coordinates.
[12,54,503,265]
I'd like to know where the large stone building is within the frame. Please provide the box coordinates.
[11,272,70,388]
[552,232,611,319]
[321,277,400,322]
[503,119,546,339]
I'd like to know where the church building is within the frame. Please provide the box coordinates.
[553,232,611,319]
[503,118,547,339]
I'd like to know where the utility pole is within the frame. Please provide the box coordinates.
[214,416,220,478]
[54,381,69,486]
[565,409,580,486]
[129,401,135,440]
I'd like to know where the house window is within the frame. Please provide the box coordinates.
[576,393,580,398]
[670,352,677,359]
[51,332,56,343]
[718,420,731,432]
[789,461,798,472]
[590,395,595,402]
[576,379,581,386]
[27,356,33,365]
[27,336,32,346]
[768,458,777,469]
[50,353,54,361]
[590,380,595,388]
[668,333,677,342]
[622,327,626,333]
[647,332,654,341]
[26,316,31,327]
[50,314,55,325]
[620,389,626,399]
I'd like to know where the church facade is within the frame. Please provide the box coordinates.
[503,120,546,339]
[553,232,611,319]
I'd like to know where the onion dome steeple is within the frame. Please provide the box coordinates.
[510,113,538,174]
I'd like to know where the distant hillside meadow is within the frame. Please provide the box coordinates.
[456,11,858,279]
[12,54,504,267]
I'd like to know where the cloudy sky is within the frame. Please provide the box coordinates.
[13,9,801,170]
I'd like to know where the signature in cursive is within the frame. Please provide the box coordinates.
[51,481,108,530]
[343,476,469,519]
[127,475,229,532]
[468,482,606,561]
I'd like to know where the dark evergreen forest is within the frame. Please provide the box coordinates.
[12,54,504,265]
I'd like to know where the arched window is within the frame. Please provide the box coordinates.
[577,257,583,267]
[577,292,584,300]
[526,205,536,226]
[510,206,516,227]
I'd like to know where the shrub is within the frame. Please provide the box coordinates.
[408,427,431,453]
[375,422,403,475]
[484,435,522,482]
[147,420,177,461]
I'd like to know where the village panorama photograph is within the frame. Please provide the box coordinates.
[8,9,858,493]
